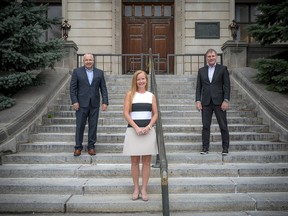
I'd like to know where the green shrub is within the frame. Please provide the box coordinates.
[0,95,16,111]
[269,50,288,61]
[269,71,288,92]
[0,72,40,96]
[252,58,288,93]
[47,114,54,118]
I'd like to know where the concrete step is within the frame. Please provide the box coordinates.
[161,110,256,118]
[55,98,192,105]
[35,124,269,134]
[1,74,287,215]
[56,97,244,105]
[166,152,288,163]
[17,142,124,153]
[0,192,287,213]
[60,91,242,100]
[64,86,200,94]
[36,125,127,133]
[163,124,269,133]
[49,104,254,112]
[0,177,287,195]
[2,152,288,164]
[42,117,263,126]
[161,117,264,125]
[1,211,288,216]
[46,110,258,118]
[28,131,278,143]
[164,132,278,142]
[1,163,287,178]
[164,141,288,152]
[16,141,288,153]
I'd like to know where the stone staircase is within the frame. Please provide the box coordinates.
[0,75,288,215]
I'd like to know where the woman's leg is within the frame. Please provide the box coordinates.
[131,156,140,200]
[141,155,152,201]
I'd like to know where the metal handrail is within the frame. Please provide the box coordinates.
[148,48,170,216]
[77,53,160,74]
[77,53,222,75]
[167,53,223,74]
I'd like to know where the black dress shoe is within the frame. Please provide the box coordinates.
[222,148,228,156]
[152,162,160,168]
[200,147,209,155]
[88,149,96,156]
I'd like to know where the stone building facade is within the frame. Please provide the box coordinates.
[62,0,237,55]
[41,0,275,74]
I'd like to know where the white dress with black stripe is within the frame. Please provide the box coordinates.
[123,91,158,156]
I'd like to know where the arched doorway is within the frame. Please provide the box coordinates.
[122,1,174,74]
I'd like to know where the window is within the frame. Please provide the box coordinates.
[123,4,173,17]
[47,5,62,40]
[33,1,62,41]
[235,3,260,43]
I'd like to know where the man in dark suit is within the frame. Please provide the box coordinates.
[195,48,230,156]
[70,53,109,156]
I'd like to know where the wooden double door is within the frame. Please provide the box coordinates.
[122,17,174,74]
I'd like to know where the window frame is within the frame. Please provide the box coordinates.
[235,3,259,43]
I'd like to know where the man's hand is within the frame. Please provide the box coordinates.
[221,101,229,111]
[196,101,202,111]
[102,104,108,111]
[72,103,79,111]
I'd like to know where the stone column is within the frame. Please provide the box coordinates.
[221,40,248,69]
[55,40,78,73]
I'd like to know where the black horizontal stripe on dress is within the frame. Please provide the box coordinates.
[128,103,152,128]
[128,119,150,128]
[132,103,152,112]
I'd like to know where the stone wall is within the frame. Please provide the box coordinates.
[65,0,114,54]
[64,0,234,70]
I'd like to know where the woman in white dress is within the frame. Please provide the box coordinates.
[123,70,158,201]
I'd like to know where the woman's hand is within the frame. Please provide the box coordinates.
[142,125,151,135]
[135,127,143,136]
[135,125,151,135]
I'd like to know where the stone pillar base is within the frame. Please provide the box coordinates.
[55,40,78,73]
[221,40,248,69]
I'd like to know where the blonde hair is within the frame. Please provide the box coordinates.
[128,70,148,111]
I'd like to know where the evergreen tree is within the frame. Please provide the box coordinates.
[0,0,64,110]
[248,0,288,93]
[0,0,64,73]
[247,0,288,45]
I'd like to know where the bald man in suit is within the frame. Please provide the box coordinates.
[195,49,230,156]
[70,53,109,156]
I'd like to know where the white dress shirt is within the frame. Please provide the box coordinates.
[208,64,216,83]
[85,68,93,85]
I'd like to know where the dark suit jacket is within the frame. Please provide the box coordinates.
[195,64,230,106]
[70,66,109,108]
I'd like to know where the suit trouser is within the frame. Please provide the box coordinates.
[75,102,99,150]
[201,102,229,149]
